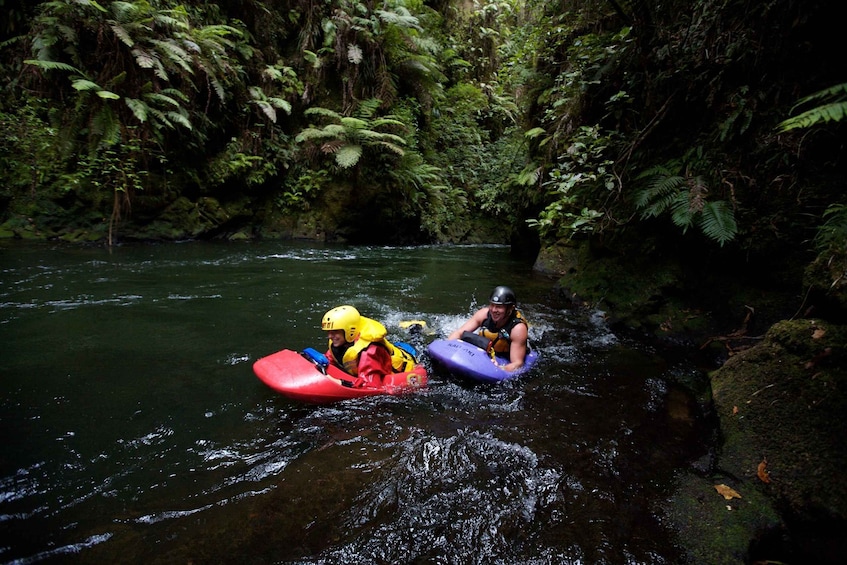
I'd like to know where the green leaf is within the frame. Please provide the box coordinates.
[778,102,847,131]
[698,201,737,246]
[335,144,362,168]
[25,59,81,73]
[254,100,277,123]
[125,98,148,122]
[72,79,102,91]
[96,90,121,100]
[525,127,546,139]
[166,111,192,130]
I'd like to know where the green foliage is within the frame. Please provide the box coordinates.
[815,204,847,258]
[295,99,407,169]
[0,100,62,196]
[387,152,465,239]
[778,83,847,132]
[526,125,617,240]
[278,167,330,212]
[634,161,738,247]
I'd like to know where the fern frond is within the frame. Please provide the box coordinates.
[634,174,685,210]
[371,117,406,129]
[335,144,362,168]
[816,204,847,253]
[339,116,368,130]
[295,127,336,143]
[150,39,192,73]
[268,97,291,113]
[376,141,405,156]
[71,79,102,91]
[515,164,541,186]
[254,100,277,122]
[24,59,82,73]
[698,201,737,246]
[375,132,406,146]
[131,48,156,69]
[778,102,847,131]
[166,110,192,130]
[669,192,696,230]
[248,86,264,101]
[154,12,189,31]
[354,98,381,119]
[208,75,226,102]
[304,106,341,120]
[145,93,181,108]
[90,106,121,146]
[376,8,421,30]
[792,82,847,110]
[159,88,188,102]
[525,127,546,139]
[110,23,134,47]
[110,1,141,21]
[125,97,148,122]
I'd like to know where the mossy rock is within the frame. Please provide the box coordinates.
[695,319,847,562]
[538,239,712,338]
[711,319,847,521]
[662,472,781,565]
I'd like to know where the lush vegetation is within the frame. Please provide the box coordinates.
[1,0,844,283]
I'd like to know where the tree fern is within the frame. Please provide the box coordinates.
[335,145,363,168]
[296,99,408,168]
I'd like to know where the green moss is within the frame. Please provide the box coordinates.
[711,320,847,521]
[663,474,781,564]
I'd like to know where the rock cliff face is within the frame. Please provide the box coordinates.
[537,240,847,564]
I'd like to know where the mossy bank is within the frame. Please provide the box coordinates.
[537,239,847,564]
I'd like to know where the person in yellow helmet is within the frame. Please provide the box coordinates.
[448,285,528,372]
[321,305,416,388]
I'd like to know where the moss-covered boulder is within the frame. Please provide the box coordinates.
[712,319,847,521]
[667,319,847,564]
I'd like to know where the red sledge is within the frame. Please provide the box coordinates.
[253,348,427,404]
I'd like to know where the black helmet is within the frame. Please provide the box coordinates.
[489,285,516,305]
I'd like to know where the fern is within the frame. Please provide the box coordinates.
[375,141,405,156]
[815,204,847,254]
[778,82,847,131]
[335,145,362,168]
[125,97,148,122]
[90,106,121,146]
[71,79,102,91]
[778,102,847,131]
[699,201,738,246]
[24,59,81,73]
[635,163,737,246]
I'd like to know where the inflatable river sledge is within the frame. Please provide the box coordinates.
[427,338,539,384]
[253,347,427,404]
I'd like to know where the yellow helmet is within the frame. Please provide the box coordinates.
[321,305,361,342]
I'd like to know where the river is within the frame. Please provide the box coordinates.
[0,241,710,564]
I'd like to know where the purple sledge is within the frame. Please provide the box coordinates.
[426,338,540,384]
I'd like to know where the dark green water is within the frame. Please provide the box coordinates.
[0,241,708,564]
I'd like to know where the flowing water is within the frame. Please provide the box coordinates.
[0,241,710,564]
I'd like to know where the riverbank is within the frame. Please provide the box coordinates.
[536,239,847,564]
